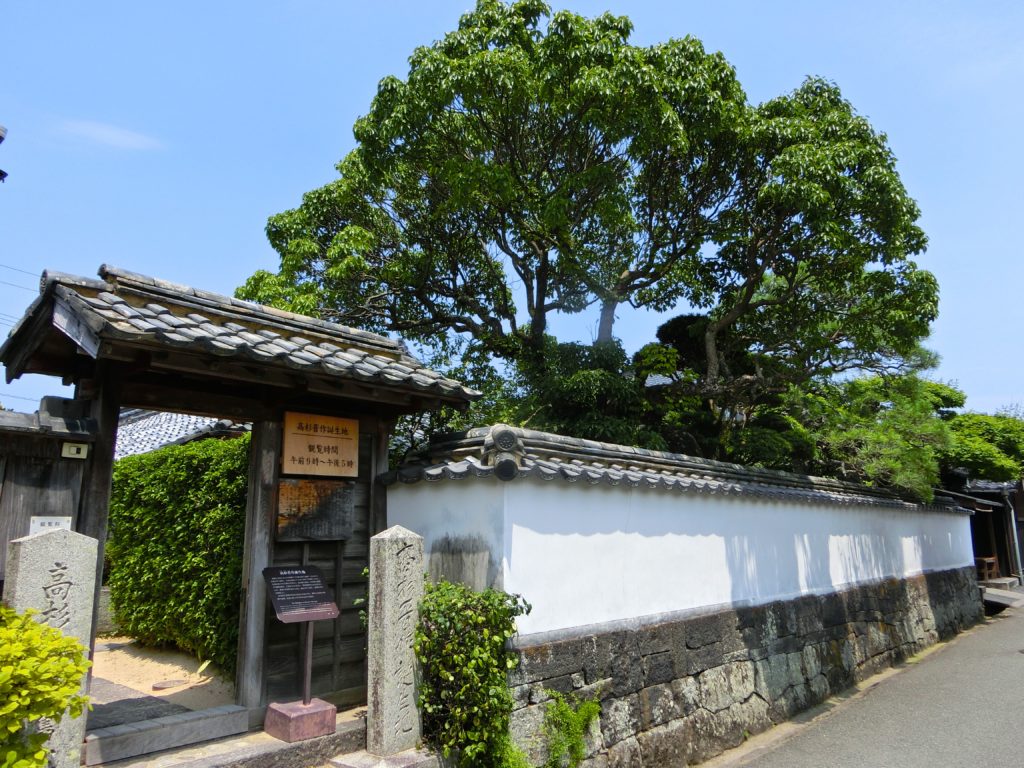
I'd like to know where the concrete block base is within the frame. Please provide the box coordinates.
[330,747,439,767]
[265,699,337,743]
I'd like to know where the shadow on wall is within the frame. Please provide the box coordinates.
[426,534,501,589]
[503,482,972,631]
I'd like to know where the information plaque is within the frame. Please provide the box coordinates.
[263,566,340,624]
[282,412,359,478]
[276,479,355,542]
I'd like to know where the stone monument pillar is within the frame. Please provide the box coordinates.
[367,525,424,756]
[5,528,98,768]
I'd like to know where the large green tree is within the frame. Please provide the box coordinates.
[242,0,937,445]
[242,0,745,362]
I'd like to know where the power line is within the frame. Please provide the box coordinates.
[0,391,39,403]
[0,262,38,278]
[0,279,34,292]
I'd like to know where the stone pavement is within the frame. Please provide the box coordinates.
[705,605,1024,768]
[88,677,191,730]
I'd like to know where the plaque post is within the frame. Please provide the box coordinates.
[262,565,340,741]
[302,619,314,706]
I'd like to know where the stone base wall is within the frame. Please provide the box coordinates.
[509,567,982,767]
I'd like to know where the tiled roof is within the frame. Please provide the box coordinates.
[115,409,249,459]
[1,265,479,404]
[0,396,96,439]
[382,424,969,514]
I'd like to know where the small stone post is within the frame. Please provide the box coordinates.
[366,525,424,756]
[5,528,98,768]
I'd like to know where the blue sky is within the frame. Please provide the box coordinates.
[1,1,1021,414]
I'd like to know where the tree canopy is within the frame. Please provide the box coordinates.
[241,0,935,394]
[239,0,953,498]
[942,412,1024,482]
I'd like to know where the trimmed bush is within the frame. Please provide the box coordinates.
[0,606,91,768]
[108,434,249,676]
[414,579,531,768]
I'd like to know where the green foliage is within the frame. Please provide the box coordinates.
[793,375,954,501]
[241,0,938,481]
[943,412,1024,481]
[542,691,601,768]
[521,338,664,449]
[107,435,250,675]
[240,0,749,369]
[0,606,91,768]
[243,3,935,441]
[414,580,531,767]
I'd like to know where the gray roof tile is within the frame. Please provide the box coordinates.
[2,265,479,404]
[382,424,969,515]
[115,409,249,459]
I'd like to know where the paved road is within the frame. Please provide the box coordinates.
[717,607,1024,768]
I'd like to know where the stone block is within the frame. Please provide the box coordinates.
[606,735,643,768]
[367,526,424,756]
[698,665,733,713]
[264,699,337,743]
[637,717,694,767]
[513,637,583,686]
[642,651,674,686]
[510,703,547,766]
[638,683,680,730]
[600,694,640,748]
[671,675,700,717]
[680,639,728,677]
[731,693,773,738]
[753,654,790,701]
[5,529,98,768]
[637,619,685,656]
[330,748,439,768]
[684,611,737,650]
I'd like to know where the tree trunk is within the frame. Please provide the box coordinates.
[597,298,617,344]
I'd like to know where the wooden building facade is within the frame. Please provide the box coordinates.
[0,265,477,739]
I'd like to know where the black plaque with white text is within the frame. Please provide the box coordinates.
[263,565,340,624]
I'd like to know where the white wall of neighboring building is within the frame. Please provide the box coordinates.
[387,478,974,636]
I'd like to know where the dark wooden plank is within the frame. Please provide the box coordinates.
[333,539,346,690]
[77,362,123,688]
[236,419,282,711]
[370,418,393,534]
[267,610,364,642]
[0,456,86,576]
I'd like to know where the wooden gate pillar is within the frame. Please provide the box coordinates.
[78,362,123,650]
[237,419,282,723]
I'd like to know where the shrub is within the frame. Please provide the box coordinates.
[107,434,249,676]
[0,606,91,768]
[542,691,601,768]
[413,580,530,768]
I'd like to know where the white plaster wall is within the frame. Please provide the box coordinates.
[387,478,974,636]
[387,482,507,588]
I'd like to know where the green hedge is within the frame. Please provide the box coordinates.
[108,434,249,676]
[0,606,91,768]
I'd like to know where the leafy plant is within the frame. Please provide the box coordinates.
[414,580,531,767]
[542,691,601,768]
[107,435,250,675]
[0,606,91,768]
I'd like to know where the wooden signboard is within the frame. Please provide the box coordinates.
[281,412,358,478]
[276,479,355,541]
[263,565,340,624]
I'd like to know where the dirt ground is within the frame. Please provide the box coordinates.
[92,637,235,711]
